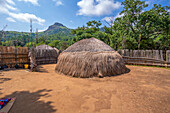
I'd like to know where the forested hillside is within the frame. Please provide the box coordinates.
[0,22,73,50]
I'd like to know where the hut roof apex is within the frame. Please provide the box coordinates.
[64,38,114,53]
[36,44,54,50]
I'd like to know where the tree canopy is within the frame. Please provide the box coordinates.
[71,0,170,50]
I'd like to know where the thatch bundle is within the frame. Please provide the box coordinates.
[55,38,129,78]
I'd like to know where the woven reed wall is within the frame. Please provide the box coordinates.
[0,46,29,68]
[118,49,170,67]
[36,49,59,65]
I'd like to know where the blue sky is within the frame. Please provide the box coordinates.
[0,0,169,32]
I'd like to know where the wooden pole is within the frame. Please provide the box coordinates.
[35,28,38,47]
[30,19,33,48]
[29,47,37,72]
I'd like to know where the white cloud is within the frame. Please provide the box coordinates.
[6,17,16,22]
[102,16,114,22]
[39,27,48,32]
[6,0,15,5]
[56,1,63,6]
[114,13,124,19]
[0,0,17,14]
[9,12,45,25]
[168,9,170,13]
[145,1,150,5]
[18,0,39,6]
[0,0,45,25]
[102,13,124,22]
[52,0,63,6]
[77,0,121,16]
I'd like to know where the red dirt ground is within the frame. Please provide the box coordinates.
[0,64,170,113]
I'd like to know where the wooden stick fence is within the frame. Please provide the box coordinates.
[1,47,169,69]
[0,46,29,68]
[0,46,59,69]
[118,49,170,68]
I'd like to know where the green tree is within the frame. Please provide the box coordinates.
[48,40,60,49]
[71,20,112,45]
[107,0,170,50]
[120,0,148,49]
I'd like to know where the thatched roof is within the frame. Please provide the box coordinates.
[55,38,129,78]
[36,44,54,50]
[64,38,114,52]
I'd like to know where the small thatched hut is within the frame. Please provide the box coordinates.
[55,38,129,78]
[35,45,60,65]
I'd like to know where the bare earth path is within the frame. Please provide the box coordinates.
[0,64,170,113]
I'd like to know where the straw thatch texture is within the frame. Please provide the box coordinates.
[36,44,54,50]
[55,38,128,78]
[64,38,114,52]
[35,45,60,65]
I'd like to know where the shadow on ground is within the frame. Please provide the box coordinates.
[37,66,49,73]
[2,89,57,113]
[0,78,11,84]
[0,88,2,95]
[0,72,4,76]
[99,67,131,78]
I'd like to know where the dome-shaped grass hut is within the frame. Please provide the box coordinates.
[35,45,60,65]
[55,38,129,78]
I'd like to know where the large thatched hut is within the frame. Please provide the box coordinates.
[55,38,129,78]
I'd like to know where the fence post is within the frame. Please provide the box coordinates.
[29,47,37,72]
[160,50,164,66]
[15,47,17,68]
[166,50,170,68]
[130,50,133,57]
[0,47,2,68]
[122,49,125,56]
